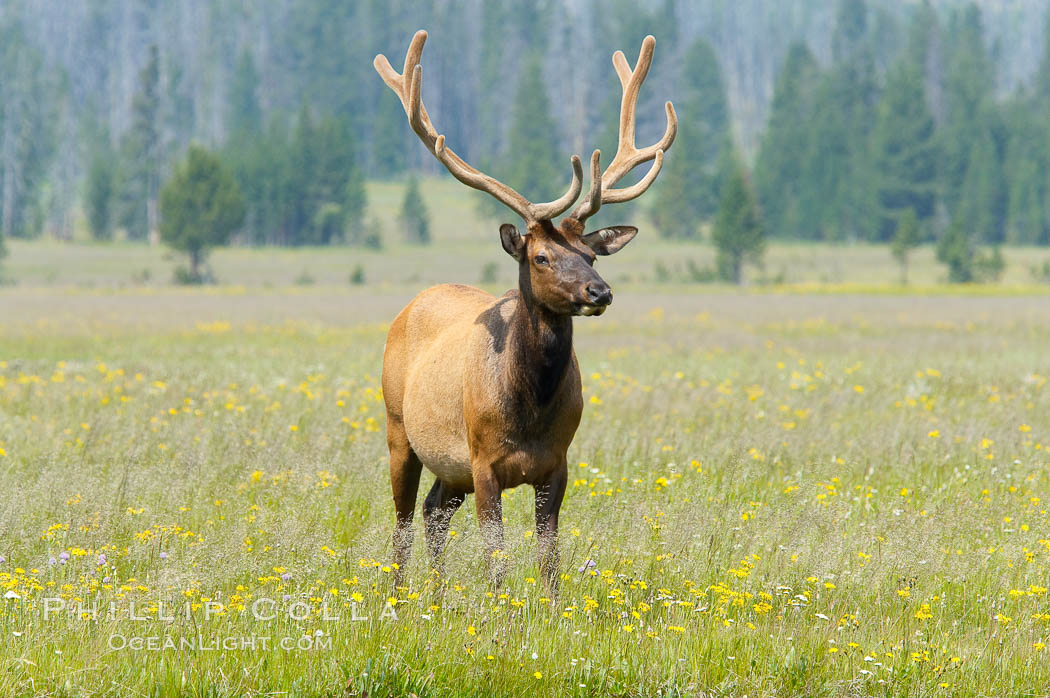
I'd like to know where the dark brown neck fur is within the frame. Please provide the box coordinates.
[509,264,573,408]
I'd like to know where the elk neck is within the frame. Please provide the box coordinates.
[507,265,574,408]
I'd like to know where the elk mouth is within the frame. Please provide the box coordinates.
[573,302,608,317]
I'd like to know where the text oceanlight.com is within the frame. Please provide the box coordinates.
[108,633,332,652]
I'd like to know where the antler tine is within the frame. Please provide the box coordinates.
[610,36,653,157]
[572,150,604,222]
[375,31,583,224]
[572,36,678,224]
[532,155,584,221]
[434,136,583,222]
[603,150,664,204]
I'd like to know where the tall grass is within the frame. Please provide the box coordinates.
[1,288,1048,696]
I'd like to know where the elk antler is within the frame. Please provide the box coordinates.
[374,31,583,224]
[571,35,678,223]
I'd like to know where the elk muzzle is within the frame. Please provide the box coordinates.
[575,280,613,316]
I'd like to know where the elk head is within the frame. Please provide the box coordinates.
[374,32,677,317]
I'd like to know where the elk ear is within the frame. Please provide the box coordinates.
[581,226,638,256]
[500,223,526,262]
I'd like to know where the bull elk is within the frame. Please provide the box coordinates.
[375,30,676,588]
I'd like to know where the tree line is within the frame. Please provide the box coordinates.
[753,0,1050,250]
[2,0,1050,264]
[655,0,1050,281]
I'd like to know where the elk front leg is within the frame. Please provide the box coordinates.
[535,466,567,594]
[387,414,422,587]
[473,467,506,588]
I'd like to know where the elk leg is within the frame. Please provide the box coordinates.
[388,415,422,587]
[422,479,465,575]
[473,468,506,588]
[535,467,567,594]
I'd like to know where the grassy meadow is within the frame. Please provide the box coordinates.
[2,179,1050,696]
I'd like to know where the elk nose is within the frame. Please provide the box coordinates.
[586,282,613,306]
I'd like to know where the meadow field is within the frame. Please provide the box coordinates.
[3,181,1050,696]
[2,281,1049,697]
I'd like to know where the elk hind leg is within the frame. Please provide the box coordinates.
[422,479,465,576]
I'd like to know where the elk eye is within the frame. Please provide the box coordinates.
[534,254,549,266]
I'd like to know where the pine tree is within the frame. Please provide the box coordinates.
[955,111,1007,244]
[712,154,764,284]
[824,0,879,241]
[650,38,730,239]
[477,0,509,163]
[225,118,279,245]
[270,109,368,246]
[1006,154,1047,245]
[224,50,269,245]
[366,0,415,177]
[255,120,294,246]
[164,59,195,158]
[372,84,409,177]
[940,5,995,217]
[1005,12,1050,245]
[832,0,868,64]
[307,115,362,244]
[1004,99,1050,245]
[655,0,679,50]
[788,0,879,242]
[871,61,937,241]
[283,0,371,121]
[869,6,904,73]
[117,45,161,241]
[431,0,475,171]
[159,145,245,283]
[1035,8,1050,102]
[905,0,937,71]
[286,104,319,244]
[503,53,562,207]
[801,75,853,240]
[0,22,57,241]
[345,140,368,244]
[224,98,366,248]
[646,144,695,239]
[974,246,1005,282]
[754,41,820,238]
[936,220,974,282]
[229,49,262,138]
[891,208,921,284]
[400,176,430,245]
[592,0,674,170]
[85,146,118,240]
